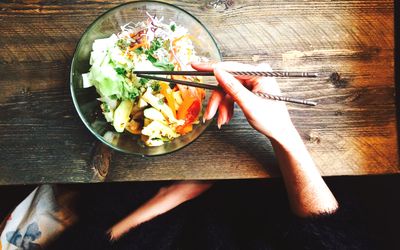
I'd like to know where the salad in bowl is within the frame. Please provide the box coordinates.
[82,14,207,147]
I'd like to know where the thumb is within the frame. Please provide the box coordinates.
[214,67,254,107]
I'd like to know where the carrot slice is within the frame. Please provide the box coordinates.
[160,82,176,118]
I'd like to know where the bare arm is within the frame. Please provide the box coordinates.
[109,181,212,240]
[195,62,338,217]
[271,127,338,217]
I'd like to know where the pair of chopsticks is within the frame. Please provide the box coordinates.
[134,71,318,106]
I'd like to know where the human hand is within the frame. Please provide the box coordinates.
[192,62,296,143]
[108,181,212,240]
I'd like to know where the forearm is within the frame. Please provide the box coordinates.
[109,181,212,239]
[270,126,338,217]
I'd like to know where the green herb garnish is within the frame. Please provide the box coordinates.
[102,103,110,112]
[144,38,163,63]
[128,91,139,100]
[139,78,150,85]
[116,39,130,49]
[147,54,157,63]
[151,83,161,92]
[153,61,175,71]
[170,24,176,32]
[122,82,140,100]
[115,67,126,75]
[150,38,163,51]
[134,47,144,54]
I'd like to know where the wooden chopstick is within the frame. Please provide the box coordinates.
[136,74,317,106]
[133,70,319,77]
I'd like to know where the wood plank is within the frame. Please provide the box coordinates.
[0,0,397,184]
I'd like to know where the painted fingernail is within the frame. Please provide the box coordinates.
[226,108,234,124]
[218,111,227,129]
[217,115,223,129]
[222,114,227,126]
[207,104,218,120]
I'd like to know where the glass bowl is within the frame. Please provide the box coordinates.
[70,1,221,156]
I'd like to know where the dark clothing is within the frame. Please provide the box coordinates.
[49,180,374,250]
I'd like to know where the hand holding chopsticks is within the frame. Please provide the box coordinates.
[134,70,318,106]
[190,62,299,134]
[135,61,318,132]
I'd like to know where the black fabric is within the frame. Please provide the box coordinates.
[48,180,375,250]
[0,185,35,221]
[282,207,371,250]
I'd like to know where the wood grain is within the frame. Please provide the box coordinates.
[0,0,397,184]
[91,142,113,181]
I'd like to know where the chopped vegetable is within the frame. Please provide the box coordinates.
[142,120,179,141]
[160,82,177,118]
[82,73,92,88]
[177,96,201,134]
[113,100,133,132]
[144,108,167,123]
[138,97,148,108]
[141,88,182,125]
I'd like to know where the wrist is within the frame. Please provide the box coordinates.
[268,123,301,148]
[269,124,316,173]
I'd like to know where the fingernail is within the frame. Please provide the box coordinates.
[202,110,208,122]
[225,108,233,124]
[217,112,226,129]
[217,115,222,129]
[207,104,218,121]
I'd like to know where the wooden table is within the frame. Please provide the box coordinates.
[0,0,397,185]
